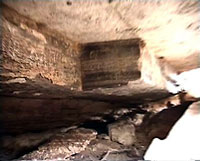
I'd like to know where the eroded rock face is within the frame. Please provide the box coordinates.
[70,138,142,161]
[0,128,61,160]
[0,96,116,134]
[108,119,136,146]
[1,2,172,109]
[0,1,173,137]
[1,1,200,160]
[0,98,196,160]
[21,128,97,160]
[1,4,82,89]
[3,0,200,72]
[80,39,141,90]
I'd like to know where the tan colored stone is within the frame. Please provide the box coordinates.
[108,119,136,146]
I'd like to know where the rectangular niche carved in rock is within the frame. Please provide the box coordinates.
[80,39,141,90]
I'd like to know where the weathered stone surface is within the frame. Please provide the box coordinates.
[1,2,172,103]
[1,1,199,99]
[141,94,182,113]
[1,4,82,89]
[0,128,143,160]
[80,39,141,90]
[0,128,63,160]
[0,96,116,134]
[0,78,170,135]
[0,2,200,160]
[0,97,196,160]
[21,128,97,160]
[132,113,145,126]
[3,0,200,73]
[81,80,171,104]
[108,119,136,146]
[69,137,142,161]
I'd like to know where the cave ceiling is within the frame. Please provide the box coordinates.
[1,0,200,103]
[3,0,200,71]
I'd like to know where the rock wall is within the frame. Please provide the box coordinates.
[1,4,82,89]
[0,96,118,134]
[80,39,141,90]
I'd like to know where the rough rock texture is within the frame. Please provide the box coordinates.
[21,128,97,160]
[141,94,183,113]
[1,2,171,102]
[0,98,196,160]
[108,119,136,146]
[3,127,142,160]
[0,96,116,134]
[80,39,141,90]
[1,1,199,100]
[69,137,143,161]
[1,1,200,160]
[3,0,200,72]
[0,1,177,136]
[0,127,66,160]
[1,4,82,89]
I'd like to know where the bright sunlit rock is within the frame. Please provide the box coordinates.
[144,101,200,160]
[167,68,200,98]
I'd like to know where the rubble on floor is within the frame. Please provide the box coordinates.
[0,95,195,160]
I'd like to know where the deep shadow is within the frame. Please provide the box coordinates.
[80,115,116,135]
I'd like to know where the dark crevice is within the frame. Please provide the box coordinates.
[14,139,51,160]
[0,134,52,160]
[80,117,115,135]
[80,107,146,135]
[66,1,72,6]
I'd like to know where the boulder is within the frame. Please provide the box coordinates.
[108,119,136,146]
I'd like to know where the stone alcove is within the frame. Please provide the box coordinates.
[0,0,200,160]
